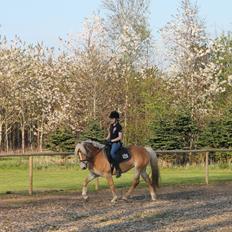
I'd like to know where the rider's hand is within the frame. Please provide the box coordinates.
[105,139,112,145]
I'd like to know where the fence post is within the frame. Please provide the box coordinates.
[95,178,99,191]
[29,156,33,195]
[205,151,209,185]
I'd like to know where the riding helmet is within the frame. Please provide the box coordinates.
[109,111,120,119]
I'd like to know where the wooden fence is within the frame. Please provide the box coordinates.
[156,149,232,185]
[0,148,232,195]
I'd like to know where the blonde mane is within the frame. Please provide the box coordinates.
[83,139,105,149]
[74,139,105,157]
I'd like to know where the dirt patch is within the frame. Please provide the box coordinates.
[0,183,232,232]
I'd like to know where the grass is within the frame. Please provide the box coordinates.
[0,157,232,195]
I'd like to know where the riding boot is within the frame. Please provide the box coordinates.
[114,162,121,178]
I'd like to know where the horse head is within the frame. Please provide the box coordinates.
[75,140,104,169]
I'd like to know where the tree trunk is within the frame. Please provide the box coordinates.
[189,135,193,164]
[17,125,21,150]
[124,73,129,144]
[0,121,3,151]
[93,95,96,120]
[37,130,40,151]
[5,122,9,153]
[39,115,44,152]
[21,123,25,153]
[93,77,97,120]
[39,127,43,152]
[29,126,33,150]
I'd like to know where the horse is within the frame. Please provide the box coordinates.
[74,140,159,203]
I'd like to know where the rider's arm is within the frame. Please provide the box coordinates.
[106,128,110,140]
[111,132,123,142]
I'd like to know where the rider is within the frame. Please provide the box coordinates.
[106,111,123,178]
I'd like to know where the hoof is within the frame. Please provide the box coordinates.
[122,196,128,201]
[82,195,89,201]
[151,195,157,201]
[111,196,118,203]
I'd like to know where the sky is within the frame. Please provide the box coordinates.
[0,0,231,48]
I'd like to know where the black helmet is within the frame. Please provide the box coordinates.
[109,111,120,119]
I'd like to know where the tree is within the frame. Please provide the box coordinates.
[198,110,232,149]
[46,128,76,152]
[212,33,232,117]
[102,0,152,142]
[126,67,171,145]
[59,13,114,133]
[160,0,225,124]
[79,119,105,142]
[148,113,197,150]
[0,36,27,151]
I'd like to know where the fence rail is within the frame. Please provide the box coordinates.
[0,148,232,195]
[0,151,73,157]
[155,148,232,153]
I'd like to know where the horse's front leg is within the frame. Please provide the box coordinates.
[105,174,118,203]
[82,172,97,201]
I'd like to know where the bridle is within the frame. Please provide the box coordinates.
[77,149,89,162]
[77,149,89,169]
[76,142,103,169]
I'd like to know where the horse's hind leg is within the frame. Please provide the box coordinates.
[82,172,97,200]
[141,170,157,201]
[123,169,140,201]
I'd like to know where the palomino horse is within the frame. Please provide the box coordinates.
[75,140,159,203]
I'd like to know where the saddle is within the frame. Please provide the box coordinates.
[115,146,131,163]
[104,142,131,164]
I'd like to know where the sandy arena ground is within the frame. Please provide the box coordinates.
[0,182,232,232]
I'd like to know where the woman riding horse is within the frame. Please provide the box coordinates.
[75,138,160,203]
[106,110,123,178]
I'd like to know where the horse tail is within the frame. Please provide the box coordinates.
[145,146,160,189]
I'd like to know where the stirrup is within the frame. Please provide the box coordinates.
[116,169,121,178]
